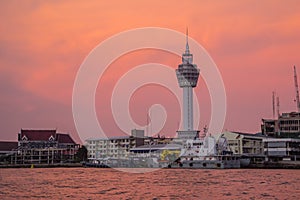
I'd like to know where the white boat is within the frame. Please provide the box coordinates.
[167,135,241,169]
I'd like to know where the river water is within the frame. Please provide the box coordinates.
[0,168,299,199]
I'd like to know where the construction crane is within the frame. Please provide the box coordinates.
[277,96,280,118]
[272,91,276,119]
[294,65,300,112]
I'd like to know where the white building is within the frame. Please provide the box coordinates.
[261,112,300,138]
[263,138,300,161]
[86,129,145,160]
[217,131,264,156]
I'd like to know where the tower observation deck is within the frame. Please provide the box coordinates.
[176,30,200,140]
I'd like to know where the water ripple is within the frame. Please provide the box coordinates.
[0,168,299,199]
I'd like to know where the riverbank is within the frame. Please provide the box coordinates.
[83,161,300,169]
[0,163,83,168]
[1,161,300,169]
[246,161,300,169]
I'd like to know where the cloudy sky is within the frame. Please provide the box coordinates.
[1,0,300,143]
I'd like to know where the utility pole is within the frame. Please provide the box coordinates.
[272,91,276,119]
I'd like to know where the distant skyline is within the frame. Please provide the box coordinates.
[1,0,300,143]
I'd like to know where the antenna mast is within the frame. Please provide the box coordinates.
[294,66,300,112]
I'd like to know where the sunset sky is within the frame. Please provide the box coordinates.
[1,0,300,143]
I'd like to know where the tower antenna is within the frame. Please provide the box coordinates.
[293,66,300,112]
[186,27,188,43]
[185,27,190,54]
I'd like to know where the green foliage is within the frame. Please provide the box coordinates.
[75,145,88,162]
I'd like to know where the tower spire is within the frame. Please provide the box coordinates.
[185,27,190,54]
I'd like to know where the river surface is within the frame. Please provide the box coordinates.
[0,168,299,199]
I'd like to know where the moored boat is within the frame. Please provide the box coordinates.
[166,135,241,169]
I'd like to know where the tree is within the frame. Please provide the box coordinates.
[75,145,88,162]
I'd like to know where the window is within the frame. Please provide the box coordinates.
[49,135,55,141]
[22,135,28,141]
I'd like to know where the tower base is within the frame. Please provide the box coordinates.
[177,130,200,140]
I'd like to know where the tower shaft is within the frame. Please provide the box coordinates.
[183,87,193,130]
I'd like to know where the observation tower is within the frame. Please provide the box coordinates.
[176,30,200,140]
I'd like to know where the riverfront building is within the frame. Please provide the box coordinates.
[261,112,300,138]
[85,129,145,160]
[11,129,79,164]
[263,137,300,161]
[85,129,178,160]
[221,131,300,162]
[220,131,264,156]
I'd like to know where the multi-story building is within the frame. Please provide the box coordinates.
[86,129,145,160]
[261,119,277,137]
[219,131,264,156]
[262,112,300,138]
[144,135,175,146]
[263,137,300,161]
[11,129,79,164]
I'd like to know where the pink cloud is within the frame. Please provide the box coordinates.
[1,0,300,141]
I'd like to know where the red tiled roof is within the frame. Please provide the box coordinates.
[19,129,77,144]
[56,133,76,144]
[20,129,56,141]
[0,141,18,151]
